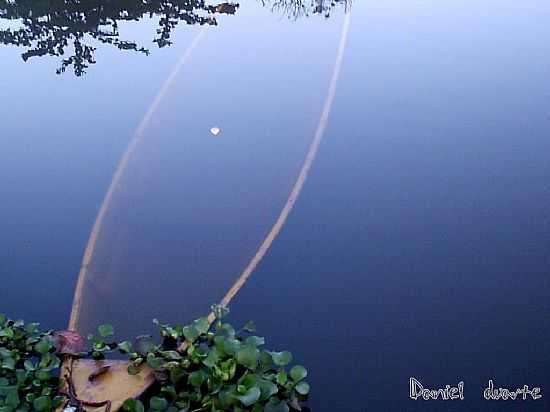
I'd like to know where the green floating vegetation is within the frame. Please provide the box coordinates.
[0,306,310,412]
[0,314,64,412]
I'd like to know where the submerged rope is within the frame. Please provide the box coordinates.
[68,29,206,331]
[69,11,351,332]
[205,11,352,327]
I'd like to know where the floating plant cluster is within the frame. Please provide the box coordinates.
[0,306,310,412]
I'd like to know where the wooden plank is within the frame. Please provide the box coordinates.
[62,360,154,412]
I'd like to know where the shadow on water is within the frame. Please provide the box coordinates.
[0,0,350,75]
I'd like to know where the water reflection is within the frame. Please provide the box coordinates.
[0,0,239,76]
[0,0,350,75]
[259,0,351,18]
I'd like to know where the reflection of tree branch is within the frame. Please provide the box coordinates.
[0,0,239,76]
[0,0,349,76]
[257,0,351,19]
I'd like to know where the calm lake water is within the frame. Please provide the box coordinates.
[1,1,550,411]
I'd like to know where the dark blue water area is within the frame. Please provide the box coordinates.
[1,1,550,411]
[0,14,218,328]
[75,5,345,339]
[228,1,550,411]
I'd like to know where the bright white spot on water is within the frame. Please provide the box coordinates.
[210,127,221,136]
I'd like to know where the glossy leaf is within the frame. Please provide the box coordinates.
[32,396,51,411]
[235,387,261,406]
[270,351,293,367]
[264,398,289,412]
[150,396,168,411]
[236,345,259,369]
[98,324,114,337]
[118,341,133,354]
[295,381,310,395]
[290,365,307,382]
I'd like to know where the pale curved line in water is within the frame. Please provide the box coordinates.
[206,11,352,325]
[70,11,351,332]
[68,29,206,331]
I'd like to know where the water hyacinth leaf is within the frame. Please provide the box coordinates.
[245,336,265,347]
[276,371,287,385]
[218,385,237,408]
[98,324,114,337]
[189,370,206,387]
[6,388,19,408]
[24,323,40,334]
[270,351,293,367]
[243,321,256,333]
[223,338,241,355]
[39,353,54,368]
[290,365,307,382]
[258,379,278,400]
[202,350,219,368]
[240,374,258,389]
[235,387,261,407]
[193,317,210,335]
[123,399,145,412]
[150,396,168,411]
[259,351,273,369]
[15,369,27,384]
[264,398,289,412]
[0,348,11,358]
[236,346,259,369]
[37,370,50,381]
[216,358,236,381]
[0,328,14,339]
[135,335,156,355]
[182,325,199,342]
[118,341,133,354]
[2,357,15,370]
[32,396,51,411]
[52,395,66,408]
[146,353,163,369]
[161,387,176,402]
[169,366,185,384]
[288,396,302,411]
[217,322,236,337]
[295,381,310,395]
[211,304,230,320]
[160,351,181,361]
[0,312,311,412]
[127,363,141,375]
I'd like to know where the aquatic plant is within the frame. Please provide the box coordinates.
[0,314,64,412]
[122,306,309,412]
[0,307,310,412]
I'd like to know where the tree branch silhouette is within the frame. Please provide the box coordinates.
[0,0,239,76]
